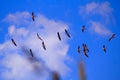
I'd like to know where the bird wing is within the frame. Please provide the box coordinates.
[65,29,71,38]
[57,32,61,40]
[30,49,34,57]
[42,41,46,50]
[37,33,43,41]
[11,38,17,47]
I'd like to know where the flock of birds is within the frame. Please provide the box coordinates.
[10,12,117,80]
[11,12,116,58]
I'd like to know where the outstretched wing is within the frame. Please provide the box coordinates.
[109,34,116,41]
[42,41,46,50]
[57,32,61,41]
[65,29,71,38]
[37,33,43,41]
[30,49,34,57]
[11,38,17,47]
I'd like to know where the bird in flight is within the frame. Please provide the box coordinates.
[65,29,71,38]
[42,41,46,50]
[84,44,89,52]
[82,44,88,57]
[102,45,106,53]
[32,12,35,21]
[11,38,17,47]
[78,46,80,53]
[109,34,116,42]
[82,25,85,32]
[30,49,34,57]
[57,32,61,41]
[37,33,43,41]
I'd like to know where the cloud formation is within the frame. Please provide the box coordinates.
[80,2,114,36]
[90,21,112,36]
[0,11,70,80]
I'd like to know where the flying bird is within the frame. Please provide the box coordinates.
[11,38,17,47]
[83,44,88,57]
[102,45,106,52]
[83,49,88,57]
[37,33,43,41]
[57,32,61,41]
[32,12,35,21]
[42,41,46,50]
[84,44,89,52]
[109,34,116,41]
[65,29,71,38]
[30,49,34,57]
[78,46,80,53]
[82,25,85,32]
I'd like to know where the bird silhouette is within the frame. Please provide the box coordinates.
[11,38,17,47]
[109,34,116,41]
[37,33,43,41]
[32,12,35,21]
[42,41,46,50]
[83,44,88,57]
[65,29,71,38]
[82,25,85,32]
[78,46,80,53]
[57,32,61,41]
[84,44,89,52]
[30,49,34,57]
[102,45,106,52]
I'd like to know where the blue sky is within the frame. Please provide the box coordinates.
[0,0,120,80]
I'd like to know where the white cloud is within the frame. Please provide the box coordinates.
[1,53,49,80]
[8,25,29,37]
[80,2,113,18]
[90,21,112,36]
[3,11,31,25]
[0,11,71,80]
[79,2,115,36]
